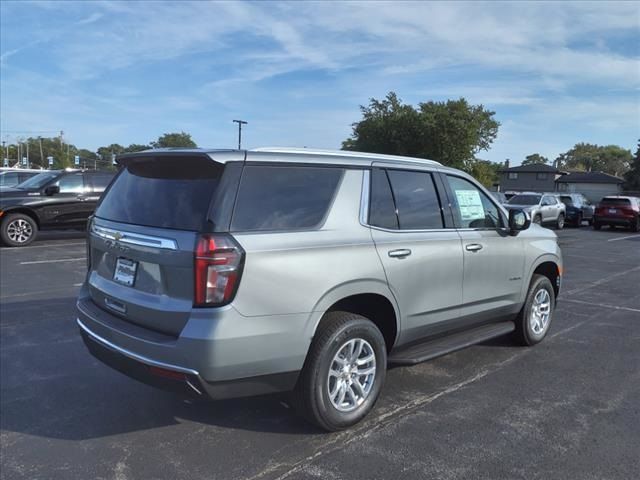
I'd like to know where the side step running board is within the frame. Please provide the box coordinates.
[388,322,515,366]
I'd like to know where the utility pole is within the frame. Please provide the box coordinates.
[26,140,30,168]
[38,136,44,168]
[232,119,248,150]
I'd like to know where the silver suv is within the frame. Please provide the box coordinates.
[77,148,562,431]
[506,192,566,229]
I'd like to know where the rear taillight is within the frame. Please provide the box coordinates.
[86,216,94,270]
[194,234,244,307]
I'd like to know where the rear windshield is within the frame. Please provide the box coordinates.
[508,194,541,205]
[95,156,223,230]
[600,198,630,206]
[559,196,574,206]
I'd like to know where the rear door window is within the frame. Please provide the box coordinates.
[55,173,85,193]
[386,170,443,229]
[369,169,399,229]
[0,172,19,187]
[86,173,115,192]
[231,165,343,232]
[95,156,223,230]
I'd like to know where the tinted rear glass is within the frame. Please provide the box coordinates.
[600,198,631,206]
[95,156,223,230]
[369,169,399,229]
[231,165,343,232]
[387,170,443,229]
[508,194,541,205]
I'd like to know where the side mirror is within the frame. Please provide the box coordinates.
[509,209,530,235]
[44,185,60,196]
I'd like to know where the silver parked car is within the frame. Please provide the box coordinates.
[77,148,563,431]
[506,192,566,229]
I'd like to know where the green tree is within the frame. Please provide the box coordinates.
[521,153,549,166]
[556,143,632,176]
[124,143,151,153]
[468,159,502,188]
[343,92,499,171]
[151,131,197,148]
[624,140,640,191]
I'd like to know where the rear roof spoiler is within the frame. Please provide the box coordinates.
[116,149,246,166]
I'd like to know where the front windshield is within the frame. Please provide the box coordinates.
[16,171,60,189]
[508,194,541,206]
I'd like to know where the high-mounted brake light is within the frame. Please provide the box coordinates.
[194,234,244,307]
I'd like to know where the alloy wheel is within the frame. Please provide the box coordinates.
[327,338,376,412]
[6,219,33,244]
[529,289,551,335]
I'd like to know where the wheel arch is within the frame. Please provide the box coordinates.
[305,280,401,353]
[1,207,41,228]
[523,255,562,302]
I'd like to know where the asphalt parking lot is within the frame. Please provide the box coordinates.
[1,227,639,480]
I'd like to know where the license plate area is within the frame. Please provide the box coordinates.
[608,208,617,214]
[113,257,138,287]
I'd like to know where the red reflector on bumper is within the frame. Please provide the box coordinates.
[148,366,186,381]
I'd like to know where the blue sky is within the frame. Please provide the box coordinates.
[1,1,639,165]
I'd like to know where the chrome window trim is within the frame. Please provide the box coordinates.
[91,224,178,250]
[359,169,371,226]
[77,318,199,376]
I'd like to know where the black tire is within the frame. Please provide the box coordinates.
[514,274,556,346]
[593,221,601,230]
[293,311,387,431]
[574,213,582,228]
[631,217,640,233]
[533,214,542,225]
[0,213,38,247]
[555,213,565,230]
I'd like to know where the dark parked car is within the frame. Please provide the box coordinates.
[0,168,42,189]
[593,196,640,232]
[558,193,594,227]
[0,169,115,246]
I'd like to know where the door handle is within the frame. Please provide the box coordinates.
[465,244,483,252]
[388,249,412,258]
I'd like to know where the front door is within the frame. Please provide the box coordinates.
[443,174,525,320]
[368,167,463,344]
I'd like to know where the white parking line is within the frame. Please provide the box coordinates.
[607,234,640,242]
[20,258,85,265]
[562,298,640,314]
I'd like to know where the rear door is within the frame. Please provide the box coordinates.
[87,155,227,336]
[368,166,463,344]
[443,174,525,319]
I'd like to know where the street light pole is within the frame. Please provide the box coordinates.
[232,119,248,150]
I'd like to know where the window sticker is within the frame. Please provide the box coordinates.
[455,190,485,221]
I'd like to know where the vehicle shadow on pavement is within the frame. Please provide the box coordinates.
[0,297,322,440]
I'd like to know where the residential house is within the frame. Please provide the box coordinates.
[498,163,564,193]
[555,172,624,203]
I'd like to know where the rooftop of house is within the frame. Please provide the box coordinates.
[556,171,624,184]
[499,164,562,173]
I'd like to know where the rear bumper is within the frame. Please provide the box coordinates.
[594,215,636,226]
[76,287,305,399]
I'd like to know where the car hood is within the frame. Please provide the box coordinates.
[505,204,536,210]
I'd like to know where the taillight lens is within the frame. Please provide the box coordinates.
[194,234,244,307]
[86,216,94,271]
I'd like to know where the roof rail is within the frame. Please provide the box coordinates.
[251,147,441,166]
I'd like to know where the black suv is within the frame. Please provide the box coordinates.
[0,169,115,247]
